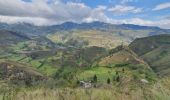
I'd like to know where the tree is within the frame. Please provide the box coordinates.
[76,80,80,85]
[93,74,97,83]
[107,78,111,84]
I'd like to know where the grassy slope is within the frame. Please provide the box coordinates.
[141,46,170,76]
[129,34,170,76]
[0,35,60,76]
[98,45,148,67]
[5,54,60,76]
[78,67,116,83]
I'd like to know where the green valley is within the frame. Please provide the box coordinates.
[0,22,170,100]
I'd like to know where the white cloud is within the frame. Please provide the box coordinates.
[83,5,109,23]
[108,5,142,14]
[109,18,170,29]
[121,0,138,4]
[153,2,170,11]
[154,19,170,29]
[0,15,57,25]
[108,0,138,4]
[0,0,104,25]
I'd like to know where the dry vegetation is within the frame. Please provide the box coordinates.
[1,78,170,100]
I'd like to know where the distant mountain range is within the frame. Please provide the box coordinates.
[0,30,30,45]
[0,21,169,37]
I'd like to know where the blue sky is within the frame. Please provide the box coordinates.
[0,0,170,29]
[74,0,170,21]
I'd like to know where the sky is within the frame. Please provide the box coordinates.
[0,0,170,29]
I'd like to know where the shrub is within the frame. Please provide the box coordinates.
[145,69,157,83]
[115,63,129,67]
[133,73,140,80]
[116,75,120,82]
[129,65,138,70]
[107,78,111,84]
[93,75,97,83]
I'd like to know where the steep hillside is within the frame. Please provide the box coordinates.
[0,30,29,45]
[98,45,148,67]
[0,30,30,55]
[129,35,170,76]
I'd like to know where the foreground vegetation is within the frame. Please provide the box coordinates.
[0,77,170,100]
